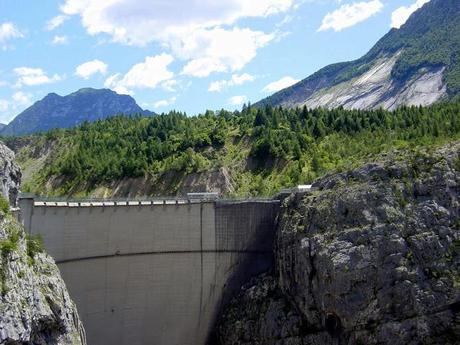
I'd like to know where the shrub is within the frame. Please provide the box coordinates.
[26,234,44,265]
[0,195,9,215]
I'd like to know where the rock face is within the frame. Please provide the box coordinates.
[299,54,446,111]
[0,143,21,207]
[0,141,86,344]
[218,144,460,344]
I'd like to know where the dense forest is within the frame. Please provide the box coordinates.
[5,102,460,197]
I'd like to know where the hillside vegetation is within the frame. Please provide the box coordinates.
[5,102,460,198]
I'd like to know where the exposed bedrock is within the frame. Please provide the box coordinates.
[0,143,21,207]
[218,144,460,345]
[300,53,447,111]
[0,141,86,345]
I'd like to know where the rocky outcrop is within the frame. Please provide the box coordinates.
[0,141,86,344]
[299,54,446,111]
[0,143,21,207]
[0,217,86,344]
[218,143,460,344]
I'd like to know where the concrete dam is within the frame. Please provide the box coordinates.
[19,196,281,345]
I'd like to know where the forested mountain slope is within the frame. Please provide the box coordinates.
[257,0,460,110]
[5,103,460,198]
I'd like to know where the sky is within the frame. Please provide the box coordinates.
[0,0,430,123]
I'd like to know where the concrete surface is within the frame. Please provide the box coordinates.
[19,197,280,345]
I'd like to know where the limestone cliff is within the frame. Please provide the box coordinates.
[218,143,460,344]
[0,142,86,344]
[0,144,21,207]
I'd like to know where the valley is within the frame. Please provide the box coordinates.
[0,0,459,344]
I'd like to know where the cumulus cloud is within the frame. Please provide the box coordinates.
[391,0,430,29]
[104,54,174,95]
[14,67,62,87]
[0,22,23,43]
[161,80,179,92]
[75,59,108,79]
[154,97,177,109]
[52,35,69,45]
[60,0,293,45]
[12,91,32,106]
[179,28,275,77]
[209,73,254,92]
[45,15,69,31]
[318,0,383,32]
[262,76,299,93]
[228,95,247,106]
[0,92,34,122]
[0,100,8,112]
[60,0,293,77]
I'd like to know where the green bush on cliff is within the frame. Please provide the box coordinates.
[0,195,10,216]
[26,234,44,266]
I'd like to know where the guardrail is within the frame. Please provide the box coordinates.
[32,199,203,207]
[19,184,318,208]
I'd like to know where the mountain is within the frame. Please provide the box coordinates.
[0,124,6,131]
[257,0,460,110]
[1,88,153,136]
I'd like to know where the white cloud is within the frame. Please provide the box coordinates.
[208,73,254,92]
[318,0,383,32]
[61,0,293,77]
[391,0,430,29]
[0,100,8,112]
[52,35,69,45]
[228,95,247,106]
[45,15,69,31]
[262,76,299,93]
[162,80,179,92]
[13,67,62,87]
[0,22,23,43]
[61,0,293,45]
[0,93,34,122]
[12,91,32,106]
[178,28,275,77]
[104,54,174,95]
[75,59,108,79]
[154,96,177,109]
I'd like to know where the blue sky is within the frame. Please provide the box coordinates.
[0,0,429,123]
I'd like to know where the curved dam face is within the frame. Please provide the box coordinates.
[19,198,279,345]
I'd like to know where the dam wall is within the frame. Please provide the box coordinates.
[19,197,280,345]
